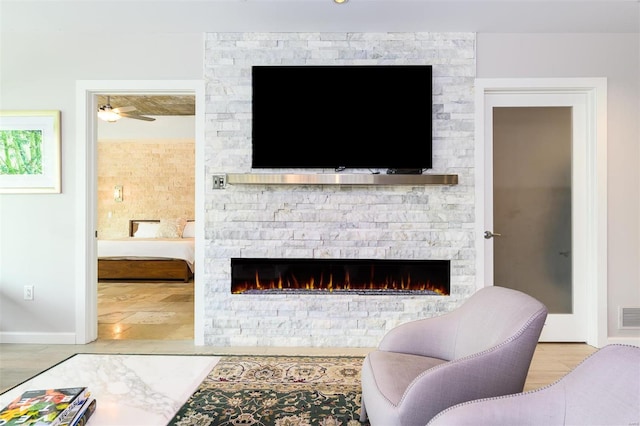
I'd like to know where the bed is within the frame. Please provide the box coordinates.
[98,219,195,282]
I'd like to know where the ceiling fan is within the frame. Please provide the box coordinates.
[97,96,156,122]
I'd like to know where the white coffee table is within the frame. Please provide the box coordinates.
[0,354,219,426]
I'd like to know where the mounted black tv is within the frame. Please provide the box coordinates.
[251,65,432,172]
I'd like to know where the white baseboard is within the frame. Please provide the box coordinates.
[0,332,77,344]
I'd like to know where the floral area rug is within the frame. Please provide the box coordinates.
[168,355,369,426]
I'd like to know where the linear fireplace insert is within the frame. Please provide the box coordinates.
[231,258,450,295]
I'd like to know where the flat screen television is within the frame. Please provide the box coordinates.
[251,65,433,172]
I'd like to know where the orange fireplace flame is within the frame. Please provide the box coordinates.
[235,269,448,295]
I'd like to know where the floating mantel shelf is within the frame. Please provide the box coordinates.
[225,173,458,186]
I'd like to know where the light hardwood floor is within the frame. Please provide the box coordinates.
[0,281,599,394]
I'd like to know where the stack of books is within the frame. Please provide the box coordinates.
[0,386,96,426]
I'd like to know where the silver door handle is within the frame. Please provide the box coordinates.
[484,231,502,239]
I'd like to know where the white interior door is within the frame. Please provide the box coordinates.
[475,79,608,345]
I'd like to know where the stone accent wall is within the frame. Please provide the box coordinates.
[97,139,195,239]
[203,32,476,347]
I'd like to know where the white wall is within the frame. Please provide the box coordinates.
[0,24,638,343]
[477,33,640,339]
[98,116,196,141]
[0,32,203,342]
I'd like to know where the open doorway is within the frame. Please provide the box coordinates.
[75,80,206,345]
[96,94,196,340]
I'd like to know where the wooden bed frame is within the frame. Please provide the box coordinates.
[98,219,194,282]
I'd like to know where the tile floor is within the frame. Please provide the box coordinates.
[97,280,194,340]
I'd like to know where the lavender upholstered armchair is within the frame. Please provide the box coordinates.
[359,286,548,426]
[427,344,640,426]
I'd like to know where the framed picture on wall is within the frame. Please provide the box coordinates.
[0,110,61,193]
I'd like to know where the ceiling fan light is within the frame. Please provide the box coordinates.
[98,108,121,122]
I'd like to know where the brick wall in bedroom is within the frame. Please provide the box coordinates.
[202,32,477,347]
[97,139,195,239]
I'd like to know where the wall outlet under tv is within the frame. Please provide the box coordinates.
[212,174,226,189]
[386,169,423,175]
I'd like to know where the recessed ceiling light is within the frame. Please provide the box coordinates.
[334,0,348,4]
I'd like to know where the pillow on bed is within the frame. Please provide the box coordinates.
[156,218,187,238]
[182,221,195,238]
[133,222,160,238]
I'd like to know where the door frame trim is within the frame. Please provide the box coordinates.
[75,80,206,345]
[474,78,608,347]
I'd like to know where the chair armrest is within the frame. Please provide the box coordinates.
[378,312,459,360]
[427,344,640,426]
[397,342,531,424]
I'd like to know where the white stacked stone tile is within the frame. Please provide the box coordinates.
[203,32,476,347]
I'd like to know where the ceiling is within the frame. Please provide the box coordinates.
[97,95,196,117]
[2,1,638,34]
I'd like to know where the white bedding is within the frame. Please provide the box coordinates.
[98,237,195,271]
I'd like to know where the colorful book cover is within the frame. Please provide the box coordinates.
[0,387,89,426]
[60,397,96,426]
[57,395,96,426]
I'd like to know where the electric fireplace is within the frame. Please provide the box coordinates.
[231,258,450,295]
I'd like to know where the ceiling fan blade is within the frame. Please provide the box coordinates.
[113,106,137,113]
[119,112,156,122]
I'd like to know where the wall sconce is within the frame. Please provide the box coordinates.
[114,185,123,202]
